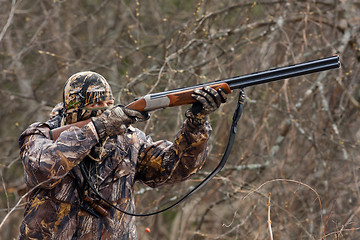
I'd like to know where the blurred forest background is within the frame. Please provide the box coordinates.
[1,0,359,239]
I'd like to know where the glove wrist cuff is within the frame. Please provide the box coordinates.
[185,110,206,126]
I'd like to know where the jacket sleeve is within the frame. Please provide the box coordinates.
[135,118,211,188]
[19,121,99,189]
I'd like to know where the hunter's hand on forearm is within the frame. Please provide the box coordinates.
[185,86,227,125]
[92,105,149,140]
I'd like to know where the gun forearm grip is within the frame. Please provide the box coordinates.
[168,82,231,107]
[126,82,231,112]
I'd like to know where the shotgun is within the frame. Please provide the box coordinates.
[51,55,340,140]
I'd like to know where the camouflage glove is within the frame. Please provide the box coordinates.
[92,105,149,140]
[185,86,228,125]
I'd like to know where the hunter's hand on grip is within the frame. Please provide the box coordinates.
[91,105,149,140]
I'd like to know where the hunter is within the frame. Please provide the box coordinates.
[18,71,227,239]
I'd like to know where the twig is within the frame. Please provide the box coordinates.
[322,226,360,239]
[267,192,274,240]
[0,189,27,230]
[0,0,17,43]
[318,77,349,161]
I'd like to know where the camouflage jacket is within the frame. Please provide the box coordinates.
[18,104,211,239]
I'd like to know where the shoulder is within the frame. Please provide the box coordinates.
[21,122,51,136]
[47,103,64,129]
[19,122,51,147]
[18,103,64,147]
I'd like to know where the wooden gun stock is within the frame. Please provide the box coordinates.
[51,119,91,141]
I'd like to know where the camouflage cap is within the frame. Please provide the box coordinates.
[63,71,114,110]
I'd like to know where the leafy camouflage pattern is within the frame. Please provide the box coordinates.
[18,103,211,240]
